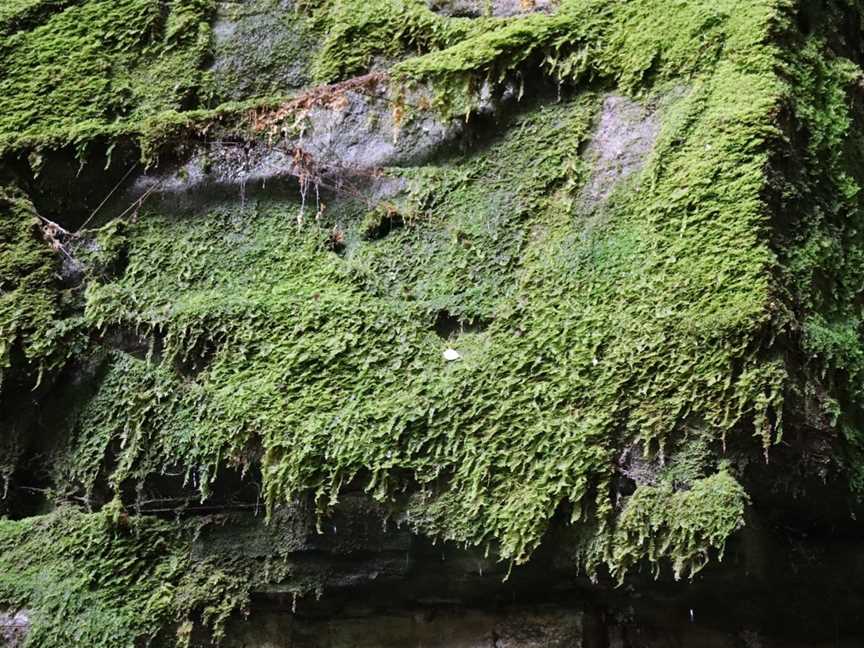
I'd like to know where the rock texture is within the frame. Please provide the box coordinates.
[580,94,662,208]
[427,0,556,18]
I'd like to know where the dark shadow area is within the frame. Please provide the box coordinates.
[434,310,492,339]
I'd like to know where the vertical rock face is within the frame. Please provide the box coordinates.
[219,608,589,647]
[2,0,864,646]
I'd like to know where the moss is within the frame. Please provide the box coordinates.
[0,505,251,647]
[0,0,215,155]
[608,469,748,580]
[393,0,747,116]
[0,0,78,36]
[59,0,789,570]
[308,0,493,83]
[769,11,864,493]
[351,96,594,318]
[6,0,864,641]
[0,188,59,390]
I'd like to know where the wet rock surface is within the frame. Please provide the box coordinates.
[218,607,587,648]
[179,491,864,647]
[123,80,459,214]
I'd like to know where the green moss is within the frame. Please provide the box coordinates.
[771,23,864,492]
[0,505,251,647]
[308,0,493,83]
[7,0,864,641]
[0,0,214,155]
[608,469,748,580]
[0,188,59,389]
[59,0,789,571]
[0,0,78,36]
[393,0,753,116]
[351,96,594,318]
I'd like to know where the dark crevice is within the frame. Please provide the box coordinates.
[16,139,142,231]
[122,464,264,519]
[96,326,165,362]
[434,310,492,340]
[325,225,347,254]
[0,468,53,520]
[173,337,220,380]
[361,204,404,241]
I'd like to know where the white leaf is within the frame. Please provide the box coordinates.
[443,348,462,362]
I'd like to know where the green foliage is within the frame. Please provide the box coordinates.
[0,0,78,36]
[393,0,758,116]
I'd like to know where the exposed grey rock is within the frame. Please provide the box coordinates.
[129,82,459,209]
[300,87,460,169]
[0,611,29,648]
[580,95,661,208]
[617,444,662,490]
[211,0,319,101]
[427,0,556,18]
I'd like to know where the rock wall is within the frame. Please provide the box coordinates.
[2,0,864,646]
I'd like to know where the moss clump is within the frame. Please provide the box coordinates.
[393,0,747,116]
[609,470,748,580]
[0,188,59,389]
[308,0,493,83]
[773,20,864,492]
[0,505,251,647]
[0,0,214,155]
[0,1,77,36]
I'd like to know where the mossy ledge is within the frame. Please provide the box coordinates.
[3,0,864,645]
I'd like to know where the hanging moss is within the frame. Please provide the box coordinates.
[0,188,59,389]
[0,505,253,647]
[774,21,864,493]
[608,469,748,581]
[308,0,494,83]
[4,0,864,643]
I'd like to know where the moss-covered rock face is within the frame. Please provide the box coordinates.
[3,0,864,645]
[0,0,215,154]
[210,0,321,101]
